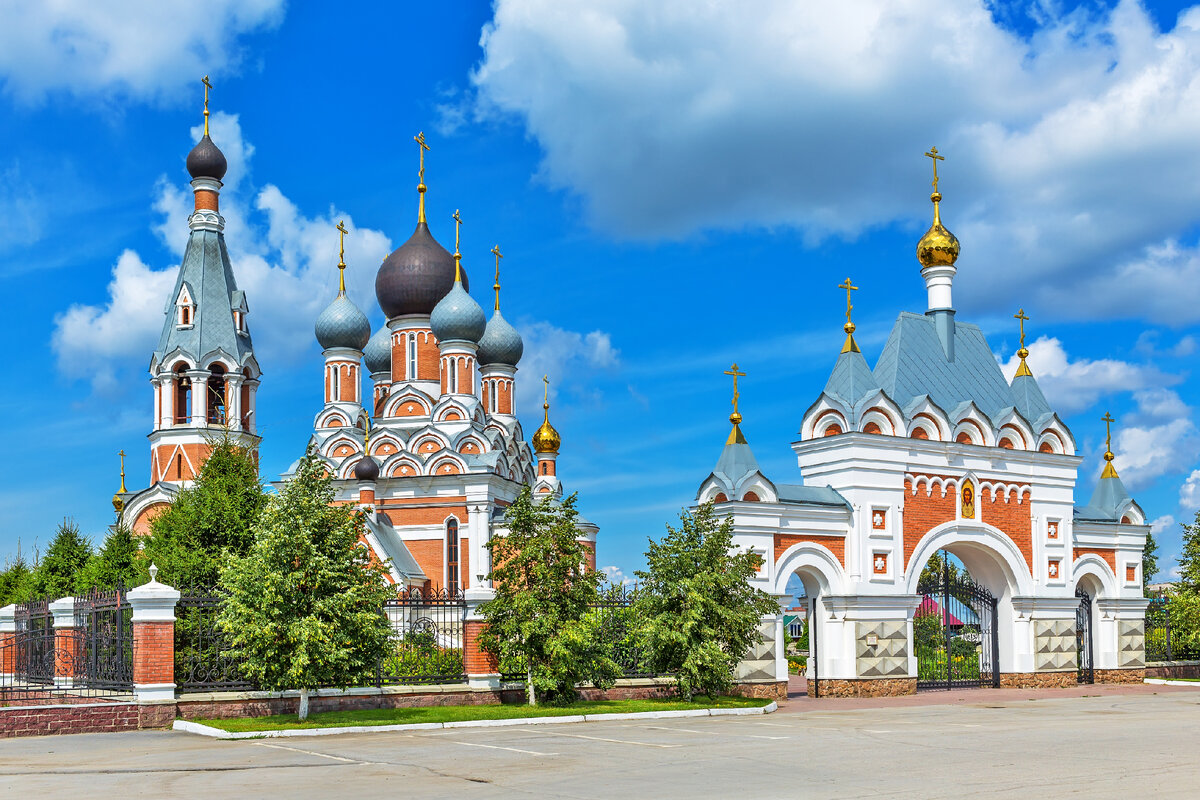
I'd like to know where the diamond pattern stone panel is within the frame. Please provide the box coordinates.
[736,619,777,682]
[1119,620,1145,668]
[1034,619,1077,671]
[856,621,909,678]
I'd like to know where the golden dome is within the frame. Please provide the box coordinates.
[533,404,560,454]
[111,493,125,515]
[917,192,960,268]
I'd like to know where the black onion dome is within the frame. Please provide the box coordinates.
[375,222,468,318]
[354,454,380,482]
[186,134,228,181]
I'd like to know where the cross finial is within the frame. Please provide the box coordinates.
[202,75,213,137]
[336,220,349,293]
[491,244,503,311]
[1014,308,1032,377]
[924,146,944,195]
[542,374,550,411]
[838,277,860,353]
[118,450,127,494]
[451,209,463,282]
[723,363,747,444]
[363,414,371,451]
[1101,412,1119,478]
[414,132,431,222]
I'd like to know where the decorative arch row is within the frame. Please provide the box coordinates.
[904,473,1031,504]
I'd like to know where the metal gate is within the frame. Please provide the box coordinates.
[916,562,1000,690]
[1076,588,1094,685]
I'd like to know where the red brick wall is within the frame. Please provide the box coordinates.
[1073,547,1117,573]
[0,703,140,738]
[774,534,846,566]
[133,622,175,685]
[54,627,80,681]
[382,504,468,526]
[419,332,438,380]
[463,620,498,674]
[0,631,13,675]
[903,479,958,569]
[980,489,1033,570]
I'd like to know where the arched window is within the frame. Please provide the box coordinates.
[446,518,460,593]
[208,365,227,425]
[173,363,191,424]
[406,334,418,380]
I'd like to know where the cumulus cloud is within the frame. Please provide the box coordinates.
[1181,469,1200,512]
[515,321,620,414]
[468,0,1200,322]
[998,335,1165,414]
[1111,389,1200,491]
[1150,515,1176,537]
[0,0,285,103]
[600,565,634,587]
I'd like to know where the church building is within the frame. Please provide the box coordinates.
[700,150,1148,696]
[119,89,597,594]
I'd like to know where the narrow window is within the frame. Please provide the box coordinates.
[446,518,460,594]
[407,334,417,380]
[207,365,227,424]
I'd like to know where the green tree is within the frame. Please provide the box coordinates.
[1143,529,1160,593]
[0,546,35,606]
[919,550,962,587]
[143,436,266,587]
[1178,510,1200,595]
[31,519,92,599]
[634,502,778,700]
[480,488,618,706]
[77,524,142,591]
[217,446,393,720]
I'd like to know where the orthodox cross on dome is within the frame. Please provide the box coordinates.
[1101,412,1119,479]
[543,374,550,410]
[414,131,431,222]
[1014,308,1033,377]
[118,450,127,494]
[838,276,860,354]
[924,146,944,195]
[363,414,371,452]
[723,363,747,444]
[451,209,463,282]
[336,220,349,294]
[491,244,503,311]
[202,75,212,136]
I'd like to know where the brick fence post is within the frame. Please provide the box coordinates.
[463,587,499,689]
[126,566,181,703]
[48,597,78,688]
[0,604,15,681]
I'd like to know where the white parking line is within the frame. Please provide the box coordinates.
[538,730,681,749]
[253,742,366,764]
[434,739,558,756]
[640,726,717,735]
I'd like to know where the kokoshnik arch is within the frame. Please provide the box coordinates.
[118,80,598,597]
[696,148,1148,697]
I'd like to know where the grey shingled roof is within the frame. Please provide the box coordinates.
[777,483,851,510]
[713,438,763,485]
[823,350,879,407]
[1010,373,1052,422]
[1075,475,1133,522]
[365,514,427,581]
[153,230,254,366]
[872,312,1016,420]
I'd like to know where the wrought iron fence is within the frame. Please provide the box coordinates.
[176,586,256,692]
[378,587,467,685]
[1146,598,1200,662]
[76,585,134,691]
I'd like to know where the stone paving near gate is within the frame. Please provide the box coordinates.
[1,682,1197,798]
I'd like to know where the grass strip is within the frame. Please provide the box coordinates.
[197,696,769,732]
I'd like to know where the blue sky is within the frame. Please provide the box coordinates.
[2,1,1200,583]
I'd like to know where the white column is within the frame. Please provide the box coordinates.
[773,594,791,683]
[227,375,244,431]
[160,375,175,428]
[467,503,490,590]
[245,380,260,433]
[188,370,210,427]
[0,604,15,679]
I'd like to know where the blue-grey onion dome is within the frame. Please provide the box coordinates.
[477,309,524,366]
[315,294,371,351]
[186,134,228,181]
[430,280,486,343]
[363,326,392,375]
[375,222,468,318]
[354,454,380,482]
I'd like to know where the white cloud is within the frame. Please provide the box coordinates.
[1111,389,1200,491]
[515,321,620,414]
[1181,469,1200,512]
[998,335,1163,414]
[1150,515,1176,537]
[600,565,634,587]
[0,0,285,103]
[468,0,1200,322]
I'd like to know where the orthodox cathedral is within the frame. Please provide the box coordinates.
[119,93,595,593]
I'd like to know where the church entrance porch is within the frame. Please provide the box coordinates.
[915,561,1000,691]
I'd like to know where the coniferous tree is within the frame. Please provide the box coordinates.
[77,524,142,591]
[1178,511,1200,595]
[634,502,778,700]
[142,436,266,587]
[217,446,393,720]
[1142,530,1160,593]
[480,487,619,706]
[0,547,35,606]
[32,519,93,599]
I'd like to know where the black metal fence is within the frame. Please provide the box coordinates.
[378,588,466,685]
[1,588,134,706]
[1146,598,1200,661]
[176,586,255,692]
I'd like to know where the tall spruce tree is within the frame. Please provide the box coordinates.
[634,502,778,700]
[1142,530,1160,593]
[77,524,142,591]
[480,488,619,706]
[0,547,35,606]
[32,520,92,599]
[1179,510,1200,594]
[143,436,266,587]
[217,446,393,720]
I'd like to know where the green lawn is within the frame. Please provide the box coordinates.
[197,696,770,733]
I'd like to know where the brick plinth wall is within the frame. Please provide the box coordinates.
[0,631,13,675]
[809,678,918,698]
[53,628,80,683]
[132,621,175,685]
[0,703,140,738]
[730,681,787,701]
[463,620,498,675]
[1094,668,1145,684]
[1146,660,1200,680]
[999,671,1076,689]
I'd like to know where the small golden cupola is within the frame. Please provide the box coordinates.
[916,146,960,269]
[111,450,127,517]
[532,375,561,454]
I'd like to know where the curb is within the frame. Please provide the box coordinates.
[172,701,778,740]
[1144,678,1200,687]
